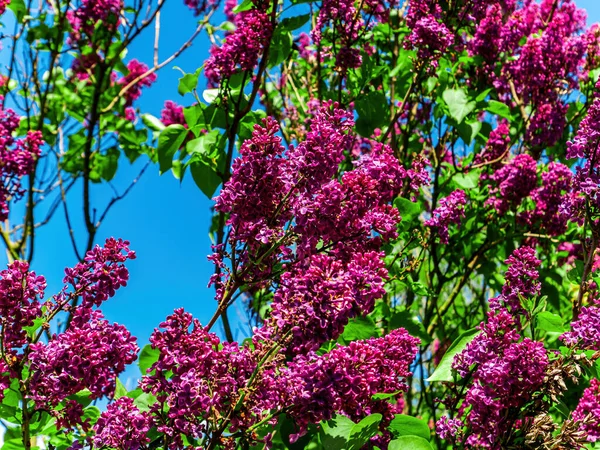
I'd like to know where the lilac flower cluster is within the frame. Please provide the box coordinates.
[267,251,387,354]
[68,0,123,41]
[425,189,467,244]
[28,308,138,407]
[442,308,549,448]
[469,0,594,148]
[204,2,273,85]
[490,246,541,312]
[522,162,573,236]
[0,261,46,353]
[0,101,42,220]
[160,100,186,127]
[439,247,548,448]
[215,103,427,353]
[474,122,510,171]
[92,397,152,450]
[488,154,538,215]
[62,237,136,308]
[139,308,255,445]
[277,328,420,442]
[407,15,453,68]
[561,306,600,350]
[117,60,157,107]
[573,379,600,442]
[0,237,138,431]
[566,89,600,216]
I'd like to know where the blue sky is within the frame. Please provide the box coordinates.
[3,0,600,387]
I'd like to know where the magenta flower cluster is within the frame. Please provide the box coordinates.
[0,238,137,431]
[28,308,138,407]
[562,306,600,350]
[488,154,538,215]
[425,189,467,244]
[573,379,600,442]
[160,100,186,127]
[277,328,420,442]
[214,103,428,353]
[117,60,157,107]
[489,246,541,312]
[443,308,548,448]
[204,1,273,85]
[469,0,595,147]
[93,397,152,449]
[0,100,42,221]
[439,247,549,448]
[126,309,419,448]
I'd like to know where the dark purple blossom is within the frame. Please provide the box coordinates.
[276,328,419,442]
[488,154,537,215]
[93,397,152,449]
[425,189,467,244]
[573,379,600,442]
[117,60,157,107]
[28,308,138,406]
[561,306,600,350]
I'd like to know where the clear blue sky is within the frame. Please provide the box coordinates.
[4,0,600,387]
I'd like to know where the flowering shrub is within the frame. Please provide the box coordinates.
[3,0,600,449]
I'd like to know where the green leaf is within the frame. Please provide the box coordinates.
[23,317,45,339]
[114,378,127,399]
[268,27,293,68]
[568,260,584,284]
[279,14,310,31]
[485,100,511,120]
[190,159,222,199]
[321,415,356,450]
[442,89,475,124]
[394,197,421,224]
[8,0,26,22]
[427,328,481,382]
[340,316,378,343]
[186,130,220,158]
[178,69,201,96]
[355,91,390,137]
[536,311,567,333]
[348,414,382,449]
[2,438,27,450]
[142,114,165,132]
[138,344,160,374]
[233,0,253,13]
[457,120,482,144]
[371,390,402,401]
[388,415,431,441]
[453,171,480,190]
[388,436,434,450]
[157,124,187,173]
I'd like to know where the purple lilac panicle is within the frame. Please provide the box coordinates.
[92,397,152,450]
[573,378,600,442]
[0,100,42,220]
[62,237,136,308]
[425,189,467,244]
[443,308,549,448]
[139,308,255,446]
[489,246,541,312]
[28,308,138,406]
[0,261,46,353]
[277,328,420,443]
[561,306,600,350]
